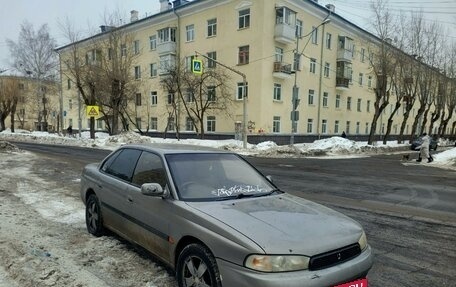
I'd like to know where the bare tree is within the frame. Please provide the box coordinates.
[160,59,233,139]
[59,13,140,137]
[367,0,397,144]
[0,77,20,131]
[438,43,456,137]
[7,21,58,131]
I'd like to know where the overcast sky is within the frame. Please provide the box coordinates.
[0,0,455,71]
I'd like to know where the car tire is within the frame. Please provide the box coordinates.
[85,194,105,237]
[177,243,222,287]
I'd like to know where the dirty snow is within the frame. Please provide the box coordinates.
[1,129,455,168]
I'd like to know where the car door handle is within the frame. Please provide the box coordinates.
[127,196,133,203]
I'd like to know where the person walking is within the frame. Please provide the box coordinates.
[66,125,73,137]
[416,133,433,163]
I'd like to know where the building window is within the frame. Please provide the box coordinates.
[273,116,280,133]
[185,55,195,71]
[307,119,313,133]
[322,92,328,107]
[367,100,370,112]
[167,94,174,105]
[237,82,248,100]
[67,79,71,89]
[326,32,332,49]
[346,121,351,134]
[150,63,157,77]
[207,51,217,68]
[356,122,360,134]
[108,48,113,60]
[322,119,327,134]
[347,97,352,110]
[324,62,330,77]
[149,35,157,50]
[136,117,142,129]
[357,98,361,112]
[296,19,303,37]
[238,45,249,65]
[207,18,217,37]
[368,76,372,88]
[349,69,353,84]
[136,93,142,106]
[359,73,363,85]
[134,66,141,79]
[168,117,175,131]
[133,40,140,55]
[185,117,194,131]
[365,122,369,134]
[158,27,176,43]
[308,89,314,105]
[275,47,283,62]
[150,117,158,130]
[311,26,318,44]
[186,88,195,103]
[207,86,216,102]
[151,91,158,106]
[360,48,365,62]
[239,8,250,29]
[273,83,282,101]
[334,120,339,134]
[69,99,73,110]
[186,24,194,42]
[310,58,316,74]
[207,116,216,132]
[121,44,127,56]
[96,119,103,129]
[335,94,341,108]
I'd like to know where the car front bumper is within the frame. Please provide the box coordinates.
[217,245,373,287]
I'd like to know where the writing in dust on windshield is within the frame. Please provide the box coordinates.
[211,185,267,197]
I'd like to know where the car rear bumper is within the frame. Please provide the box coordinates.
[217,245,373,287]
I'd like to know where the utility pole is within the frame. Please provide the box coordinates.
[194,51,248,149]
[316,19,330,140]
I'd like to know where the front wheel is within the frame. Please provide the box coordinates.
[177,243,222,287]
[85,194,105,237]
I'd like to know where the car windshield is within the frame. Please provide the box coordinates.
[166,153,276,201]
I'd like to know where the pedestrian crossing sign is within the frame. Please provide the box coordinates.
[192,59,203,74]
[86,105,100,118]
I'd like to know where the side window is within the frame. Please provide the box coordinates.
[132,152,167,188]
[103,149,142,182]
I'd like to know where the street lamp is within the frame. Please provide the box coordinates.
[290,18,330,145]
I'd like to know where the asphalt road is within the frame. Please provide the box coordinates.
[10,142,456,287]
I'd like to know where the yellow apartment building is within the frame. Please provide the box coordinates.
[0,75,60,132]
[56,0,453,142]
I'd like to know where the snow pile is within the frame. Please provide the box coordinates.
[1,128,455,169]
[0,140,20,152]
[433,147,456,167]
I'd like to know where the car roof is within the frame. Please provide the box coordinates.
[119,143,230,155]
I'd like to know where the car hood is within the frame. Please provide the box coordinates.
[186,194,363,255]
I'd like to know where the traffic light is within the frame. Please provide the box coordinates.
[292,86,300,110]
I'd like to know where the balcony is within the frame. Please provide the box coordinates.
[157,41,177,55]
[336,77,350,90]
[337,49,352,62]
[274,23,296,45]
[273,62,292,79]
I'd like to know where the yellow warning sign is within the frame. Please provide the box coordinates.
[86,105,100,118]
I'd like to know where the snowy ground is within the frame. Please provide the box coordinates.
[0,130,455,286]
[1,128,456,168]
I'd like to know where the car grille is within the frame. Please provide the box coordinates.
[309,243,361,270]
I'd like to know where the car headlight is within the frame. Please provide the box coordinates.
[244,254,310,272]
[358,231,368,251]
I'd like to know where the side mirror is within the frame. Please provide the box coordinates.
[266,175,274,183]
[141,183,164,197]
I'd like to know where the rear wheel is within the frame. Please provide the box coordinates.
[85,194,105,236]
[177,243,222,287]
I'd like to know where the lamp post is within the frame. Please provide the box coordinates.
[316,18,331,140]
[291,18,330,145]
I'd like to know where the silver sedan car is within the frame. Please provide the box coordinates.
[80,144,373,287]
